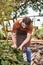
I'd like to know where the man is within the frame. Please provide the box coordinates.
[12,17,33,64]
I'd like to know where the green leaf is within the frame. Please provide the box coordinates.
[1,60,9,65]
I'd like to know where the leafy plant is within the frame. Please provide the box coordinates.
[0,30,6,39]
[0,41,28,65]
[32,27,43,39]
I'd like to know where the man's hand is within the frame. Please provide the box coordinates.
[11,44,17,49]
[18,45,23,50]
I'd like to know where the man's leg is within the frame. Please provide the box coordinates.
[26,47,31,64]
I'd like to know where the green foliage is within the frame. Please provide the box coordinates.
[0,41,28,65]
[0,0,28,21]
[0,30,6,39]
[0,0,43,22]
[37,28,43,39]
[1,60,10,65]
[41,23,43,28]
[29,0,43,12]
[32,27,43,39]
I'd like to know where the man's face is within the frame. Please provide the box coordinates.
[21,22,27,28]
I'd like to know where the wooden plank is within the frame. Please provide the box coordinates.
[31,39,43,44]
[0,39,43,44]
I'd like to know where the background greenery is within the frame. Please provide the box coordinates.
[32,23,43,39]
[0,0,43,40]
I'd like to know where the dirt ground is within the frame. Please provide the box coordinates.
[23,42,43,65]
[31,42,43,65]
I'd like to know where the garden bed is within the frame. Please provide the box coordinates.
[0,40,28,65]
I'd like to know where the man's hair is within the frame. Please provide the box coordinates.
[22,17,33,25]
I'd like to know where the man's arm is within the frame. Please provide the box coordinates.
[12,32,17,48]
[18,33,31,50]
[21,33,31,46]
[18,24,33,50]
[12,21,18,48]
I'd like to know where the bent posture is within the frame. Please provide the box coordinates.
[12,17,33,64]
